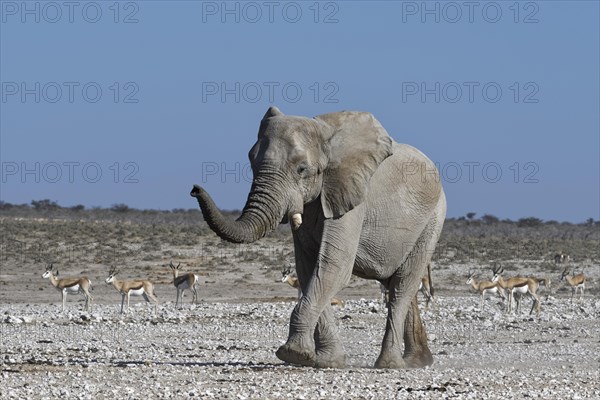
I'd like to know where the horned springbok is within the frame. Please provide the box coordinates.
[554,253,570,264]
[466,271,506,309]
[560,268,586,303]
[281,264,343,306]
[169,261,200,308]
[380,263,435,309]
[281,264,302,300]
[41,264,93,311]
[491,264,541,315]
[105,266,159,315]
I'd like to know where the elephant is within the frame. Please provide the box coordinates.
[190,106,446,369]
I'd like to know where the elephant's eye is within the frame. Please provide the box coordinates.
[296,163,308,176]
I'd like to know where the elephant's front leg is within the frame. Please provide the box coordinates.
[374,283,408,369]
[276,214,362,367]
[314,306,346,368]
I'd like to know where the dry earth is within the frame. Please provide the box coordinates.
[1,214,599,398]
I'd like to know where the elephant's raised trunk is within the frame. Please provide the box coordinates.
[190,174,286,244]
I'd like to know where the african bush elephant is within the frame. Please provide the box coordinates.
[191,107,446,369]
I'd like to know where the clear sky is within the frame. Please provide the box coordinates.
[1,1,599,222]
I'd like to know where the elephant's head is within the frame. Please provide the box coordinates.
[191,106,393,243]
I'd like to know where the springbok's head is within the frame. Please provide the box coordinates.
[281,263,294,282]
[42,263,56,279]
[169,261,181,271]
[491,263,503,283]
[105,266,119,284]
[466,270,476,285]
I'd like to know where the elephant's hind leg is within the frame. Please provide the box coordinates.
[376,213,442,369]
[403,295,433,368]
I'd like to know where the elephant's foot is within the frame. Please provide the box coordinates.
[374,352,406,369]
[403,350,433,368]
[315,343,346,368]
[276,341,316,367]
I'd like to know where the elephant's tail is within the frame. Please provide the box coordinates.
[427,263,434,298]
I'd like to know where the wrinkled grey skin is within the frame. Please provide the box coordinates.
[191,107,446,369]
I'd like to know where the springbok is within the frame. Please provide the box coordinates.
[554,253,570,264]
[169,261,200,308]
[560,268,586,303]
[491,264,541,315]
[466,271,506,309]
[281,264,342,306]
[105,266,159,315]
[281,264,301,300]
[380,263,435,309]
[531,276,552,300]
[41,264,93,311]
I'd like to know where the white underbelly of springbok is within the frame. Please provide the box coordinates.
[512,286,528,295]
[483,287,498,295]
[63,285,80,294]
[129,288,145,296]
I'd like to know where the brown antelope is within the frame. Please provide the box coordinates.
[281,264,301,300]
[418,273,435,309]
[169,261,200,308]
[554,253,570,264]
[560,268,586,303]
[105,266,159,315]
[41,264,93,311]
[531,276,552,300]
[281,264,342,306]
[380,264,435,309]
[491,264,541,315]
[466,271,506,309]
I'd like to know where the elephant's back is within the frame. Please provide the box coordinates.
[364,142,443,232]
[372,142,443,209]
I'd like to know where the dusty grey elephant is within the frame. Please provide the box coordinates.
[191,107,446,369]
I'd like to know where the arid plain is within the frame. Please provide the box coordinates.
[1,206,599,398]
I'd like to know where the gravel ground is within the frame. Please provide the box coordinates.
[1,294,599,399]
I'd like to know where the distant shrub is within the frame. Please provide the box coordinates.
[517,217,543,227]
[111,203,130,213]
[31,199,59,210]
[70,204,85,211]
[480,214,499,224]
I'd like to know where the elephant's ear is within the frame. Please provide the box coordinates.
[315,112,393,218]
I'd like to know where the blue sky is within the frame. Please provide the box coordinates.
[1,1,598,222]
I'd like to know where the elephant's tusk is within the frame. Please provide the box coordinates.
[291,213,302,230]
